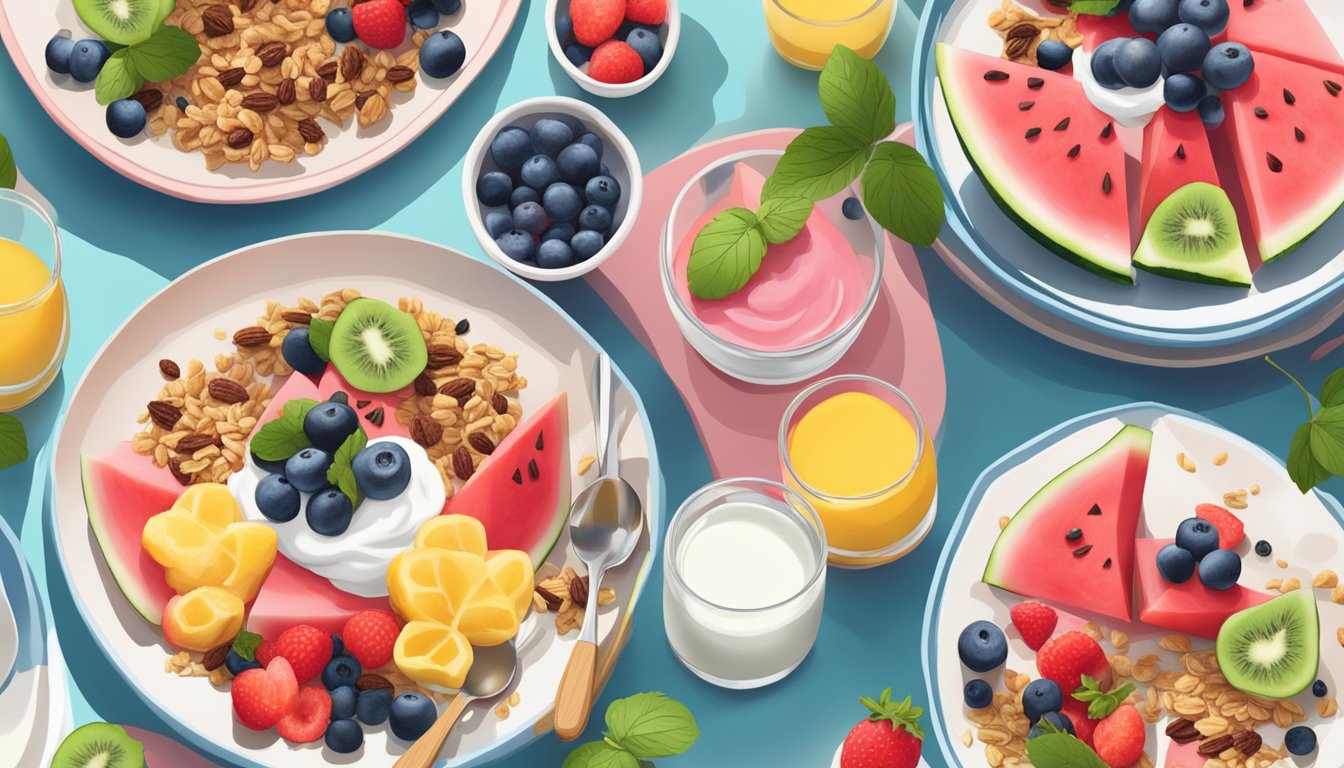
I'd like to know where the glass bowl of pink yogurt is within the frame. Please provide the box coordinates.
[661,150,885,385]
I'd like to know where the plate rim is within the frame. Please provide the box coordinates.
[44,230,665,768]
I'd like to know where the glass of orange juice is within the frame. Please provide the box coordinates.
[0,189,69,412]
[762,0,897,70]
[779,375,936,568]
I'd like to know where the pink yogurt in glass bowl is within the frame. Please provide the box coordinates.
[661,151,885,384]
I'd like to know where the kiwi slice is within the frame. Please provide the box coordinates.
[72,0,163,46]
[1133,182,1253,288]
[329,298,428,393]
[52,722,145,768]
[1216,591,1319,700]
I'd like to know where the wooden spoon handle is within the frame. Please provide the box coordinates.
[394,695,472,768]
[553,640,598,741]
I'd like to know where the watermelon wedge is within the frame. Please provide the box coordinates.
[246,554,390,640]
[1135,538,1271,640]
[1222,52,1344,263]
[1223,0,1343,74]
[983,425,1152,623]
[936,44,1134,283]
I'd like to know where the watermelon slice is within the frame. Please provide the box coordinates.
[443,393,570,569]
[245,554,390,640]
[936,44,1134,283]
[983,425,1152,623]
[1138,108,1222,233]
[1222,52,1344,263]
[254,366,413,444]
[1223,0,1343,74]
[1135,538,1271,640]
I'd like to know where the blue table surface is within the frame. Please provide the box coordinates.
[4,1,1344,766]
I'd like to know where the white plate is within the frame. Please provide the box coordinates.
[48,232,664,768]
[922,404,1344,767]
[0,1,522,203]
[0,568,15,692]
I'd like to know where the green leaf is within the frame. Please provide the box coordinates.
[1025,733,1108,768]
[861,141,946,247]
[0,414,28,470]
[308,318,335,362]
[1321,369,1344,408]
[1289,422,1332,493]
[562,742,640,768]
[127,25,201,82]
[249,398,320,462]
[282,397,319,424]
[1309,406,1344,476]
[1068,0,1125,15]
[686,208,767,300]
[232,631,263,661]
[95,49,143,106]
[764,126,872,202]
[0,133,15,190]
[605,692,700,759]
[1071,676,1135,720]
[756,196,812,244]
[328,428,368,511]
[818,45,897,146]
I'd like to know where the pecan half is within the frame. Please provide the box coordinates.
[452,446,474,480]
[438,379,475,401]
[1007,21,1040,39]
[218,67,245,88]
[535,584,564,612]
[202,4,235,37]
[239,0,259,12]
[233,326,271,347]
[316,61,339,82]
[308,77,328,103]
[491,393,509,415]
[297,118,325,144]
[354,90,377,110]
[1231,731,1262,757]
[256,41,287,67]
[569,575,590,606]
[411,415,444,447]
[168,457,193,486]
[176,433,217,455]
[159,358,181,380]
[283,311,313,324]
[208,378,250,405]
[131,88,163,111]
[386,65,415,84]
[1164,718,1201,745]
[241,92,279,113]
[413,373,437,397]
[341,46,364,81]
[426,344,462,368]
[1198,735,1236,757]
[356,674,394,693]
[277,77,297,105]
[148,400,183,431]
[467,432,496,456]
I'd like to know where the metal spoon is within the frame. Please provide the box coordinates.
[394,641,519,768]
[553,353,644,741]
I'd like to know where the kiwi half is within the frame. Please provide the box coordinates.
[1133,182,1253,288]
[72,0,163,46]
[52,722,145,768]
[1216,591,1319,700]
[329,298,428,393]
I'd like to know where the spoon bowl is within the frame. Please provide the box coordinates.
[393,642,519,768]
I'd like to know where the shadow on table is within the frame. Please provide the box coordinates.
[0,375,66,536]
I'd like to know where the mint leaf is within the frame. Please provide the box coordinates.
[328,428,368,511]
[1309,406,1344,476]
[1321,369,1344,408]
[1289,422,1331,493]
[562,742,640,768]
[308,318,335,362]
[861,141,945,247]
[819,45,896,146]
[232,631,263,662]
[764,126,872,202]
[282,397,319,424]
[1068,0,1125,15]
[1026,733,1108,768]
[686,208,767,300]
[1072,676,1134,720]
[0,133,15,190]
[0,414,28,470]
[756,196,812,244]
[605,692,700,759]
[127,25,201,82]
[95,49,143,106]
[249,398,319,462]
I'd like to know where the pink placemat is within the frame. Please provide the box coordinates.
[585,124,947,481]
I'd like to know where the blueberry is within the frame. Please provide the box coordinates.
[1254,539,1272,557]
[486,211,513,239]
[325,718,363,754]
[1156,543,1197,584]
[351,442,412,500]
[537,239,575,269]
[286,448,333,493]
[584,175,621,208]
[251,449,287,475]
[1178,0,1228,35]
[578,204,613,233]
[1035,39,1073,71]
[509,185,540,210]
[357,688,393,725]
[557,143,600,185]
[307,487,355,536]
[68,39,109,83]
[1091,38,1127,90]
[1202,42,1253,90]
[1022,680,1064,722]
[575,132,603,159]
[1198,548,1242,591]
[389,692,437,741]
[625,27,662,73]
[565,43,593,67]
[1157,24,1211,73]
[571,230,605,261]
[420,29,466,78]
[304,402,360,452]
[326,7,357,42]
[407,0,440,30]
[1175,517,1219,559]
[530,118,575,157]
[842,196,864,220]
[599,162,611,177]
[1313,680,1328,698]
[1115,38,1162,88]
[506,202,546,236]
[521,154,561,190]
[490,126,533,170]
[331,636,345,658]
[1284,726,1316,756]
[542,222,577,243]
[106,99,147,139]
[543,183,584,221]
[282,327,326,376]
[225,648,262,676]
[964,679,993,709]
[1198,95,1225,127]
[256,474,302,522]
[1128,0,1179,33]
[1029,711,1076,739]
[957,620,1008,673]
[476,171,513,207]
[330,686,358,721]
[430,0,461,13]
[496,230,536,263]
[45,34,75,74]
[556,12,575,45]
[176,96,189,110]
[322,654,362,690]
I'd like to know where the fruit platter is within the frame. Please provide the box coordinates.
[915,0,1344,364]
[924,403,1344,767]
[47,232,661,767]
[0,0,523,202]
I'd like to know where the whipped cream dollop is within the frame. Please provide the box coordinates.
[1074,48,1167,129]
[229,436,446,597]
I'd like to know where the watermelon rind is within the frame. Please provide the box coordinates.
[1133,183,1253,287]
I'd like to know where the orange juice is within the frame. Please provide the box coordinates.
[0,239,69,411]
[763,0,896,70]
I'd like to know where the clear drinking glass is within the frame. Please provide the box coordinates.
[0,189,68,412]
[762,0,897,70]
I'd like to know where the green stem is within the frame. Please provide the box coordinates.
[1265,355,1314,421]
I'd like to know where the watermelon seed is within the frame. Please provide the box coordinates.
[1243,0,1253,5]
[1054,117,1071,131]
[1065,528,1083,542]
[1175,144,1186,160]
[1296,127,1306,142]
[1067,144,1081,159]
[1087,504,1102,516]
[356,400,370,409]
[1073,545,1093,558]
[984,70,1009,81]
[1018,101,1036,111]
[1254,107,1269,119]
[1267,152,1283,173]
[365,406,385,427]
[328,391,349,405]
[512,468,522,484]
[454,318,470,335]
[528,459,539,480]
[1103,558,1113,569]
[1326,79,1341,97]
[1283,88,1296,106]
[535,431,544,451]
[1102,172,1112,195]
[1100,122,1113,139]
[1027,77,1044,89]
[1025,127,1042,139]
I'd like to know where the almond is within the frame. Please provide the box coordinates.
[452,445,474,480]
[208,378,250,405]
[569,575,590,606]
[411,415,443,447]
[309,77,328,103]
[297,118,325,144]
[159,358,181,380]
[148,400,183,431]
[427,344,462,369]
[226,127,254,149]
[491,393,509,415]
[202,4,234,37]
[233,326,271,347]
[341,46,364,81]
[277,78,297,105]
[468,432,496,455]
[438,379,475,401]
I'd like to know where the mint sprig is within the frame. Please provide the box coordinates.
[1026,732,1109,768]
[231,630,263,662]
[0,414,29,470]
[327,428,368,511]
[1067,0,1127,16]
[249,397,319,462]
[94,24,201,105]
[1072,675,1134,720]
[1267,356,1344,493]
[563,692,699,768]
[0,132,15,190]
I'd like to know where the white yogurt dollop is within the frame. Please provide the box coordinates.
[229,436,446,597]
[1074,48,1167,129]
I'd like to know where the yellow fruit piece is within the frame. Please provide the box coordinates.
[387,548,491,626]
[165,523,278,601]
[394,621,473,691]
[455,575,520,647]
[485,550,535,621]
[414,515,488,557]
[142,483,243,571]
[175,484,243,529]
[162,586,245,653]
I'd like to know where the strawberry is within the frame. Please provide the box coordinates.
[1092,704,1145,767]
[276,686,333,743]
[1009,601,1058,652]
[255,638,276,668]
[840,689,924,768]
[1061,699,1099,747]
[342,610,401,670]
[588,41,644,84]
[624,0,667,24]
[232,657,299,731]
[1036,631,1112,696]
[570,0,625,46]
[352,0,407,49]
[274,624,332,684]
[1196,503,1245,549]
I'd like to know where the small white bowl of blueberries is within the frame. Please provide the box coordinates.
[464,96,643,281]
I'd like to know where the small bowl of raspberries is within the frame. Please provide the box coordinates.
[546,0,680,97]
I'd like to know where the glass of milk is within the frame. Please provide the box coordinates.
[663,478,827,689]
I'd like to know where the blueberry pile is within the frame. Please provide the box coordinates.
[44,35,152,138]
[1155,517,1241,590]
[321,654,435,751]
[1091,0,1253,125]
[477,117,623,270]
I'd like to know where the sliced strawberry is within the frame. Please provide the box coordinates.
[276,686,333,743]
[1196,503,1245,549]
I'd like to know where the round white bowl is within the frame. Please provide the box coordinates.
[463,96,644,282]
[544,0,681,98]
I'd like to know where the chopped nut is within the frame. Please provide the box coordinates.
[1332,584,1344,604]
[1276,559,1289,569]
[998,515,1010,529]
[577,454,597,475]
[1178,452,1197,472]
[1213,451,1229,466]
[1281,577,1302,593]
[1313,569,1339,589]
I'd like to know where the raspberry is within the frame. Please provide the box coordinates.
[276,686,333,743]
[1009,601,1058,652]
[570,0,625,46]
[255,638,276,668]
[1036,631,1112,696]
[352,0,408,49]
[1196,503,1246,549]
[589,41,644,84]
[274,624,332,684]
[1093,704,1146,767]
[342,610,401,670]
[232,657,299,731]
[624,0,666,25]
